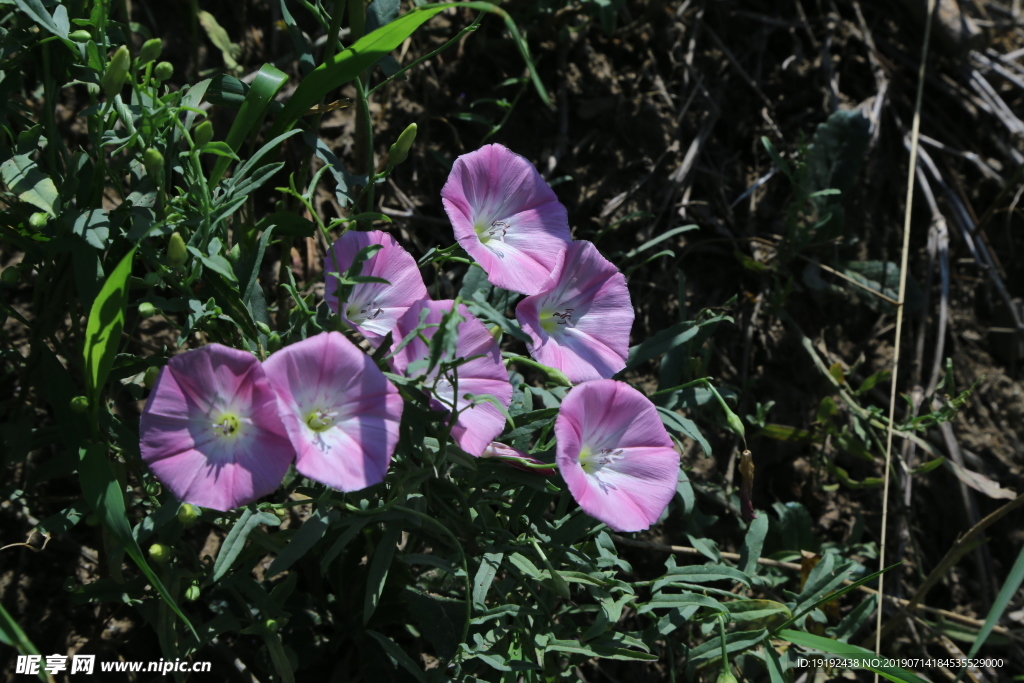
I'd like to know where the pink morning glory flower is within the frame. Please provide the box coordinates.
[441,143,571,295]
[555,380,680,532]
[263,332,403,492]
[140,344,296,512]
[389,300,512,456]
[516,241,634,383]
[324,230,428,346]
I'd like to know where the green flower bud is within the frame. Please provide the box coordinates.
[184,583,200,602]
[70,396,89,413]
[144,365,161,389]
[139,38,162,65]
[101,45,130,98]
[225,243,241,265]
[143,148,164,182]
[138,301,157,318]
[68,30,92,42]
[716,673,738,683]
[1,267,19,285]
[264,619,279,633]
[255,321,272,336]
[153,61,174,82]
[193,120,214,147]
[268,332,282,352]
[177,503,199,526]
[148,542,172,564]
[28,212,49,229]
[143,271,160,286]
[388,122,417,167]
[167,233,188,268]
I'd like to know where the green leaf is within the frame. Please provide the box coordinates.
[78,444,198,639]
[202,269,261,343]
[83,247,136,405]
[778,630,930,683]
[661,564,751,586]
[472,551,503,609]
[626,315,731,371]
[962,542,1024,668]
[212,507,280,582]
[687,628,768,667]
[726,599,791,626]
[1,153,60,216]
[209,64,289,187]
[268,6,452,139]
[266,508,338,578]
[657,406,711,456]
[638,592,727,614]
[14,0,67,38]
[366,630,427,682]
[364,524,403,625]
[739,514,768,575]
[0,600,46,681]
[197,10,241,71]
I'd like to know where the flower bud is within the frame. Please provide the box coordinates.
[28,212,49,229]
[225,243,241,265]
[255,321,272,336]
[139,38,162,65]
[153,61,174,82]
[138,301,157,318]
[68,30,92,42]
[101,45,130,98]
[184,583,200,602]
[143,271,160,286]
[143,148,164,182]
[144,366,161,389]
[716,674,738,683]
[70,396,89,413]
[267,332,282,352]
[166,233,188,268]
[1,267,19,285]
[148,543,172,564]
[177,503,199,526]
[193,120,213,147]
[388,122,417,167]
[264,619,279,633]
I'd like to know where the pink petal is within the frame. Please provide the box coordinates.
[517,241,634,383]
[140,344,295,511]
[441,144,571,295]
[323,230,429,346]
[389,300,512,456]
[263,331,403,492]
[555,380,679,532]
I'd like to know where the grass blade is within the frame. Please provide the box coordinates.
[83,247,135,407]
[364,524,403,625]
[778,630,929,683]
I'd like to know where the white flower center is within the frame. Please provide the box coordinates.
[578,446,624,493]
[212,414,241,439]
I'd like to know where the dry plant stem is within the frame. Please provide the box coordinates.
[876,0,936,668]
[609,536,1013,638]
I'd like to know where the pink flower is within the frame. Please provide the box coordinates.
[555,380,680,532]
[441,143,571,295]
[481,441,556,476]
[389,300,512,456]
[516,241,633,383]
[139,344,296,512]
[263,332,403,492]
[324,230,428,346]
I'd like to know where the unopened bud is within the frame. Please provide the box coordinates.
[177,503,199,526]
[28,212,49,228]
[1,267,19,285]
[193,120,213,147]
[225,243,241,265]
[70,396,89,413]
[143,271,160,286]
[69,30,92,42]
[716,674,738,683]
[184,583,200,601]
[167,233,188,268]
[148,543,172,564]
[101,45,130,98]
[138,301,157,318]
[267,332,282,352]
[388,122,417,167]
[139,38,162,65]
[255,321,272,336]
[143,148,164,182]
[144,366,161,389]
[264,619,279,633]
[153,61,174,82]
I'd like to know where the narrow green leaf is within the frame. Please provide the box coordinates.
[364,524,402,625]
[83,247,136,405]
[472,551,504,609]
[203,269,260,343]
[14,0,67,38]
[778,630,930,683]
[960,543,1024,672]
[366,630,428,682]
[0,600,46,681]
[212,508,280,582]
[662,564,751,586]
[266,508,339,578]
[638,592,726,614]
[739,514,768,575]
[78,444,198,640]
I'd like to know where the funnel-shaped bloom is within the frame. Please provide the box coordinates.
[555,380,679,532]
[516,241,633,383]
[324,230,428,346]
[140,345,296,511]
[441,144,571,295]
[263,332,402,492]
[389,300,512,456]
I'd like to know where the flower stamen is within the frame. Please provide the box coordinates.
[212,414,241,438]
[305,407,339,432]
